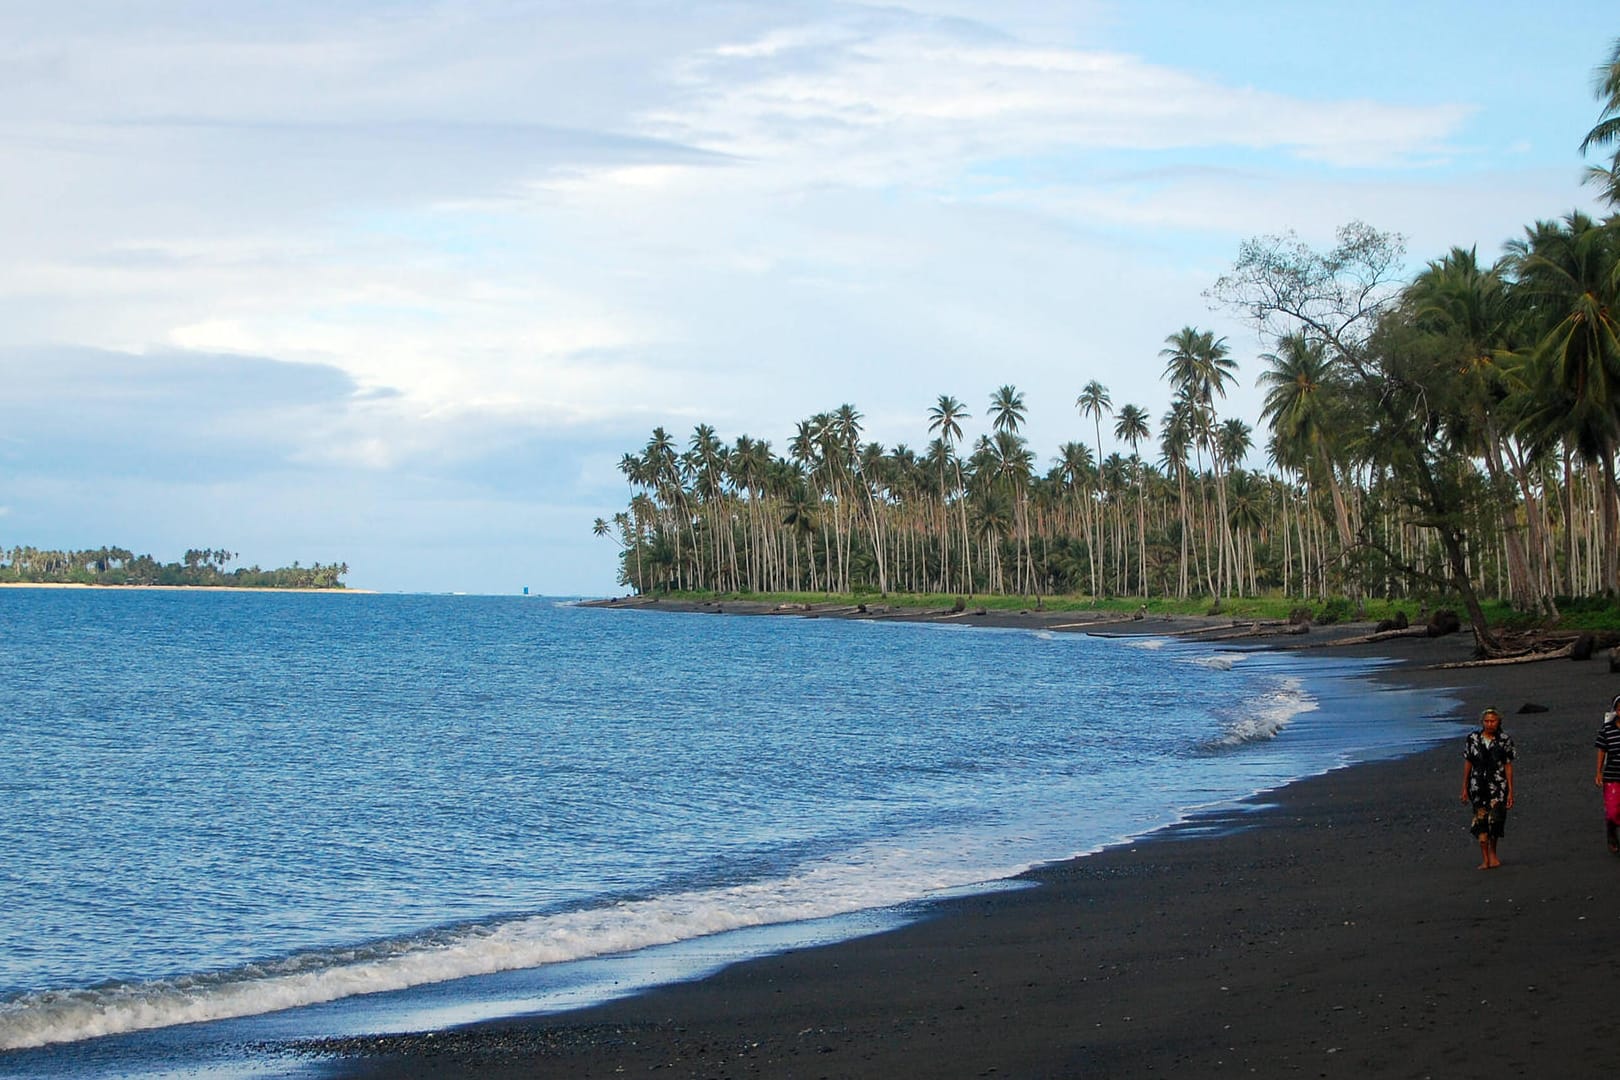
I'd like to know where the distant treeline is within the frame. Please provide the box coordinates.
[597,37,1620,661]
[0,546,349,589]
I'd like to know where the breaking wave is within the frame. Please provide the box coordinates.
[1205,676,1317,748]
[0,838,1035,1052]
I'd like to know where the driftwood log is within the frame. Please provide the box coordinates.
[1431,643,1576,669]
[1292,625,1430,648]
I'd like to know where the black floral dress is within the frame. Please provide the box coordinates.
[1464,730,1515,837]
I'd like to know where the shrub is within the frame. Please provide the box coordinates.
[1316,597,1355,625]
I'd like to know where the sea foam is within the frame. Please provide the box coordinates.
[1207,676,1317,747]
[0,837,1036,1051]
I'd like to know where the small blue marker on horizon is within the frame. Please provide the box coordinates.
[522,586,529,595]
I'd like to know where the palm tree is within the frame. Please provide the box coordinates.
[1113,404,1151,458]
[1077,380,1112,474]
[1405,247,1557,613]
[628,494,656,591]
[988,385,1027,434]
[1217,418,1255,595]
[970,488,1013,593]
[729,434,773,589]
[1257,330,1358,598]
[1055,440,1098,594]
[1161,327,1238,408]
[687,424,731,589]
[884,443,923,588]
[1099,453,1131,593]
[811,411,851,590]
[1159,399,1196,597]
[1217,418,1252,471]
[1580,36,1620,207]
[927,394,967,447]
[1258,335,1345,502]
[1113,404,1151,596]
[832,404,888,594]
[1162,327,1240,594]
[1225,470,1267,594]
[920,437,952,591]
[985,429,1036,593]
[928,394,973,592]
[1508,212,1620,591]
[641,426,694,589]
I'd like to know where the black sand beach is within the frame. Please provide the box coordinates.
[307,604,1620,1079]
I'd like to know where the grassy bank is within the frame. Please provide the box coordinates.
[628,590,1620,634]
[644,590,1446,625]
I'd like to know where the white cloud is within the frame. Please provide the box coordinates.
[645,23,1471,185]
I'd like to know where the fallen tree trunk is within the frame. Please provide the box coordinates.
[1292,625,1431,648]
[1429,643,1576,669]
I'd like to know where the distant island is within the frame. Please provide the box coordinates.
[0,546,349,590]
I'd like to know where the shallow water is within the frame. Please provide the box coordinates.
[0,591,1462,1075]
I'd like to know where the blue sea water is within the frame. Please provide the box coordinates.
[0,590,1462,1077]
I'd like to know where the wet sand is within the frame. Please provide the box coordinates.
[308,604,1620,1079]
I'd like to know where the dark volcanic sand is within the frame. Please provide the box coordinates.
[299,609,1620,1079]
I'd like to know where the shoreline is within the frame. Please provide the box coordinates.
[286,604,1620,1078]
[581,594,1334,639]
[0,581,373,594]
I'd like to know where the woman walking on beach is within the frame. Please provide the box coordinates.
[1594,695,1620,853]
[1461,707,1515,869]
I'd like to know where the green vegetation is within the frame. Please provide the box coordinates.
[598,39,1620,654]
[0,546,349,589]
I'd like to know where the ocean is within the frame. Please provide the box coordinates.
[0,590,1462,1077]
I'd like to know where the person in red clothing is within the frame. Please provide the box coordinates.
[1593,694,1620,854]
[1460,707,1515,870]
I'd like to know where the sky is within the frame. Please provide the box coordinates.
[0,1,1612,596]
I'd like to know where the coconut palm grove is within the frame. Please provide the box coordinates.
[600,39,1620,638]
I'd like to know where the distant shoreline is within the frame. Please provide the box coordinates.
[0,582,373,594]
[580,594,1347,641]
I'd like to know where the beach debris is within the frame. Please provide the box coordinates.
[1433,642,1577,668]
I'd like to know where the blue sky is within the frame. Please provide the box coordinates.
[0,2,1611,595]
